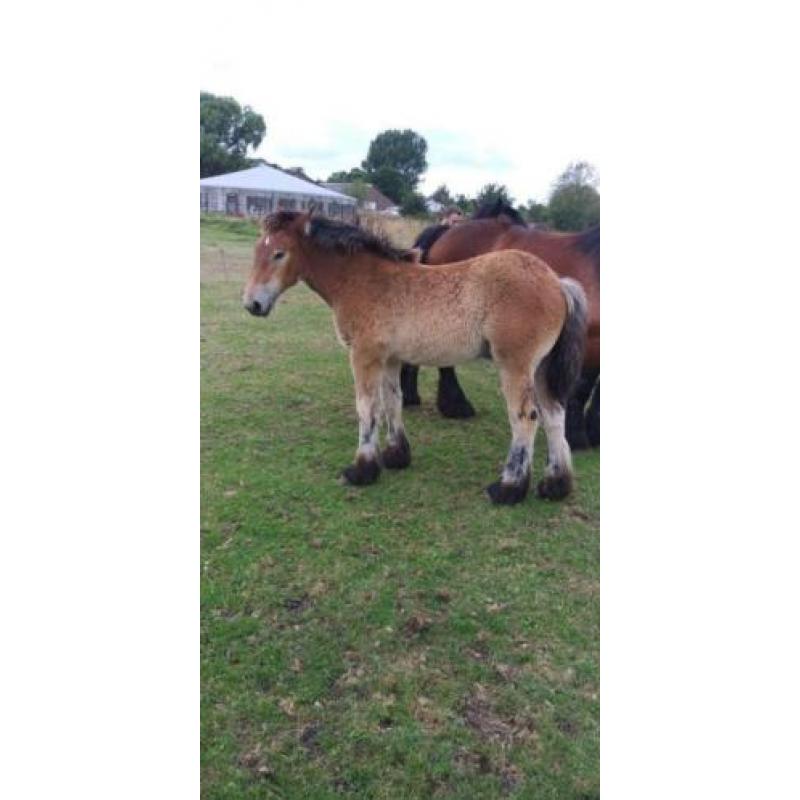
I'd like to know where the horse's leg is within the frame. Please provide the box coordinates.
[400,363,421,407]
[486,364,538,505]
[341,351,383,486]
[586,376,600,447]
[381,360,412,469]
[533,366,575,500]
[436,367,476,419]
[565,367,598,450]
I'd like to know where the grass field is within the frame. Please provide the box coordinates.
[201,215,600,799]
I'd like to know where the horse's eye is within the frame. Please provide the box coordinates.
[272,250,286,261]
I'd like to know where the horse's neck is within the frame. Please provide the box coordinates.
[300,251,370,307]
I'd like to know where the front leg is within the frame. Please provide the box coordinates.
[341,351,383,486]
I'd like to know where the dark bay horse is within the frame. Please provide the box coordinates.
[243,210,588,504]
[402,199,600,449]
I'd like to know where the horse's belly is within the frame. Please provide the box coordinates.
[395,324,484,366]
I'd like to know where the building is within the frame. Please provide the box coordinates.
[425,198,444,214]
[321,183,400,216]
[200,164,357,219]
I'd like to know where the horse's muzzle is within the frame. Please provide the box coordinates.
[244,298,273,317]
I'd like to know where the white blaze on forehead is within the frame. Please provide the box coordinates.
[264,236,270,245]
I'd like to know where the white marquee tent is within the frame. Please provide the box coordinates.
[200,164,357,218]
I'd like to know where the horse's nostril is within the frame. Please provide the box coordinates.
[250,300,262,315]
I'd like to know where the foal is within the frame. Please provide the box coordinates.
[243,211,587,505]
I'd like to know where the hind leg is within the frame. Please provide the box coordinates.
[533,367,575,500]
[565,367,597,450]
[437,367,476,419]
[381,360,412,469]
[400,363,421,407]
[486,365,538,505]
[586,377,600,447]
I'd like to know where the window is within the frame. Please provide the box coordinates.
[246,195,272,216]
[200,192,209,212]
[277,197,297,210]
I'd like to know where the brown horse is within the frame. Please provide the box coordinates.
[402,199,600,448]
[243,210,588,504]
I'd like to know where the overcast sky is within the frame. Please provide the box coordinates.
[199,2,601,203]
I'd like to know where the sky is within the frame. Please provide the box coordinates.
[198,2,602,203]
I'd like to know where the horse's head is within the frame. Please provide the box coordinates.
[242,211,312,317]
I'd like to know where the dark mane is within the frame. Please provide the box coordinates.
[472,197,527,227]
[265,211,413,262]
[575,225,600,268]
[413,224,449,263]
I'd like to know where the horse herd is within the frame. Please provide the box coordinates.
[242,200,599,505]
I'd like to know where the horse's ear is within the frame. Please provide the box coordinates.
[307,202,318,216]
[407,247,423,263]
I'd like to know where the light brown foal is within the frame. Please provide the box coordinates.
[243,211,587,505]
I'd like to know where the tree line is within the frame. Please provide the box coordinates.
[200,92,599,230]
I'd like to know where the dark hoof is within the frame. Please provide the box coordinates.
[402,393,421,408]
[537,473,573,500]
[382,434,411,469]
[486,474,530,505]
[341,457,380,486]
[437,397,476,419]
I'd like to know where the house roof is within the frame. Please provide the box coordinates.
[201,165,355,201]
[322,183,398,211]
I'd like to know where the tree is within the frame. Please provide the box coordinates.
[327,167,368,183]
[400,191,429,218]
[342,178,370,204]
[547,161,600,230]
[453,194,475,214]
[522,200,550,225]
[474,183,515,209]
[368,166,407,205]
[430,184,453,206]
[362,129,428,197]
[200,92,266,177]
[552,161,599,190]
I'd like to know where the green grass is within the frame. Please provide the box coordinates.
[201,218,599,799]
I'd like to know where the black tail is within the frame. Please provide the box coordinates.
[413,224,449,263]
[544,279,588,405]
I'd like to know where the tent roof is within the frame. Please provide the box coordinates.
[200,164,354,200]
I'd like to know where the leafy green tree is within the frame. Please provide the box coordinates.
[343,179,370,204]
[368,166,407,205]
[327,167,368,183]
[200,92,266,177]
[522,200,550,225]
[474,183,515,208]
[552,161,599,190]
[430,184,453,206]
[547,161,600,230]
[399,191,430,218]
[454,194,475,214]
[362,129,428,197]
